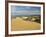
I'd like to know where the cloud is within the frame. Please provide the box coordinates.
[11,10,40,16]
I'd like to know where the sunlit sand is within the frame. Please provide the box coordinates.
[11,17,41,31]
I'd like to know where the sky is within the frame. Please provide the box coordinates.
[11,6,41,16]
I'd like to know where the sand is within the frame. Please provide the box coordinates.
[11,17,41,31]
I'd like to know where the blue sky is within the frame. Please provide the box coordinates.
[11,6,41,16]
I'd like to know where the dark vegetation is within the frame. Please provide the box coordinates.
[12,15,41,24]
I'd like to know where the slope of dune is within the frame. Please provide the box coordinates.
[11,17,41,31]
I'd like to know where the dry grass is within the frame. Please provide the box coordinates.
[11,17,41,31]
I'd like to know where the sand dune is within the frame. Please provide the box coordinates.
[11,17,41,31]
